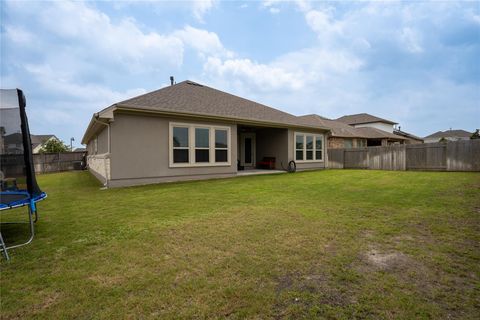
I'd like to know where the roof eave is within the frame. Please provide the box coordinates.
[81,108,115,145]
[114,104,331,132]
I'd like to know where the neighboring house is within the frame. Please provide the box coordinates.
[2,133,59,154]
[81,80,330,188]
[336,113,397,133]
[73,147,86,152]
[393,128,423,144]
[300,114,406,148]
[31,134,59,153]
[3,132,23,154]
[336,112,423,145]
[423,129,472,143]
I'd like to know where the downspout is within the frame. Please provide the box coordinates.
[92,114,110,187]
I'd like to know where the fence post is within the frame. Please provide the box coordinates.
[366,147,370,170]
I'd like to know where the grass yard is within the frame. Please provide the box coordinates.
[1,170,479,319]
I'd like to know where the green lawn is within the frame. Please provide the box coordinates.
[1,170,479,319]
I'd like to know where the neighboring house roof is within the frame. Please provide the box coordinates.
[83,80,329,144]
[299,114,405,140]
[336,113,397,125]
[2,133,58,153]
[393,129,423,142]
[31,134,57,150]
[299,114,366,138]
[3,132,23,145]
[424,129,472,139]
[73,147,86,152]
[355,127,405,140]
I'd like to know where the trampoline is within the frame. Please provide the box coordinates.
[1,89,47,260]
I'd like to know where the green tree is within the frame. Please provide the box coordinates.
[471,129,480,140]
[39,139,69,153]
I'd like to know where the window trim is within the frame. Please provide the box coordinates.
[294,132,324,163]
[194,126,211,163]
[214,128,229,163]
[169,122,231,168]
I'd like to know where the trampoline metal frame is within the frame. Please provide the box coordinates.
[0,199,39,260]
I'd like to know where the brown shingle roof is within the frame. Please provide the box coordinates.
[336,113,397,125]
[115,81,328,129]
[299,114,405,140]
[424,129,472,139]
[299,114,366,138]
[393,129,423,142]
[355,127,405,140]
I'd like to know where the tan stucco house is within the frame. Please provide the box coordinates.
[81,81,330,187]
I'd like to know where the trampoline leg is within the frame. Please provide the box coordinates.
[0,206,35,252]
[0,232,10,261]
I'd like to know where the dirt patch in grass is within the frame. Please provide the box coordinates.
[274,271,354,318]
[6,291,61,320]
[88,274,124,287]
[364,249,410,271]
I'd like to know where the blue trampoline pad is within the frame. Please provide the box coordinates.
[0,191,47,210]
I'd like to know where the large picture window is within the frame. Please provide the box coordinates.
[170,122,231,167]
[294,133,324,162]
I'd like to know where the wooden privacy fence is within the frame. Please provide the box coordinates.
[1,152,86,175]
[327,140,480,172]
[33,152,85,173]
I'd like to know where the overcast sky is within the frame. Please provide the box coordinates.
[1,0,479,146]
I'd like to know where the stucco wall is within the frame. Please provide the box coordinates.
[86,127,109,155]
[287,129,327,171]
[97,127,109,154]
[109,112,238,186]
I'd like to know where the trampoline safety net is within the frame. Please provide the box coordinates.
[0,89,43,207]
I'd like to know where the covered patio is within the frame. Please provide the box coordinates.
[237,125,289,172]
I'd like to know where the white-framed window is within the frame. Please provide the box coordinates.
[169,122,231,167]
[294,132,324,162]
[195,127,210,163]
[214,129,228,163]
[94,136,98,154]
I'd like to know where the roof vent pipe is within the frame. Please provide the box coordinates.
[170,76,174,86]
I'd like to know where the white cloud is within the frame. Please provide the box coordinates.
[305,9,342,36]
[4,26,34,45]
[400,27,423,53]
[204,57,305,91]
[33,2,184,70]
[192,0,215,23]
[173,26,233,58]
[23,63,146,106]
[269,7,280,14]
